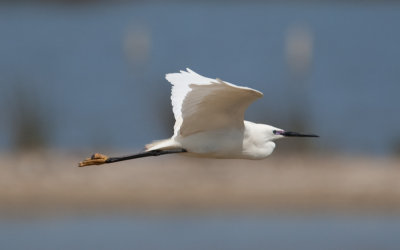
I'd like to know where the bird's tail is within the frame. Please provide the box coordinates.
[145,138,182,151]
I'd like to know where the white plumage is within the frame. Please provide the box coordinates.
[146,68,286,159]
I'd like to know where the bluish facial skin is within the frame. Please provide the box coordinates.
[273,130,285,136]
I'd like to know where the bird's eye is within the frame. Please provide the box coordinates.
[272,130,277,135]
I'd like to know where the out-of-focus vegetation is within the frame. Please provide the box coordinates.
[8,85,50,152]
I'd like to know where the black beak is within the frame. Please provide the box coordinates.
[282,131,319,138]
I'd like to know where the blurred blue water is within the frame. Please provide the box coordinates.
[1,214,400,250]
[0,3,399,154]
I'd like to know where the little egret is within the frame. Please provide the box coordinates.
[79,68,318,167]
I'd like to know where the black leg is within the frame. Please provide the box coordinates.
[105,148,187,164]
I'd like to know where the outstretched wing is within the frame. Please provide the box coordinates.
[166,68,263,137]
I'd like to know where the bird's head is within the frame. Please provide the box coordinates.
[271,128,319,140]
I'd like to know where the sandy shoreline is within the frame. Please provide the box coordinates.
[1,152,400,216]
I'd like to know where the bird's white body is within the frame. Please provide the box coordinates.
[176,121,278,159]
[146,69,284,159]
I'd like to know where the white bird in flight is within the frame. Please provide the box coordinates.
[79,68,318,167]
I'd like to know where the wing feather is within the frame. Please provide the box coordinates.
[165,69,263,137]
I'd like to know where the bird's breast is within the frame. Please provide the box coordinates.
[241,140,276,159]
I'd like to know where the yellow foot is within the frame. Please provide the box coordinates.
[78,153,109,167]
